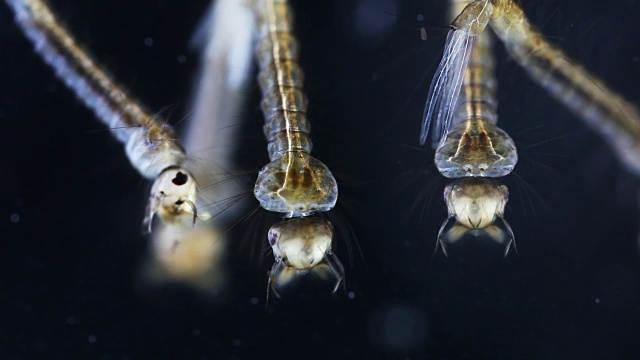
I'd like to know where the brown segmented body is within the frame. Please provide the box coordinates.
[435,28,517,178]
[253,0,337,215]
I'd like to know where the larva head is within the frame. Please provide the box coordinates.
[268,216,333,270]
[435,119,517,178]
[266,216,345,300]
[444,177,508,230]
[254,152,338,216]
[145,167,198,229]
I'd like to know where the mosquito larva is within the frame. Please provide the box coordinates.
[425,0,640,255]
[423,0,516,256]
[6,0,203,229]
[253,0,344,298]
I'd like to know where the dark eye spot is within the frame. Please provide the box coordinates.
[175,200,184,205]
[268,231,279,247]
[172,172,188,186]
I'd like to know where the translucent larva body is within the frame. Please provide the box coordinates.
[7,0,201,229]
[253,0,344,298]
[424,0,517,256]
[253,0,337,217]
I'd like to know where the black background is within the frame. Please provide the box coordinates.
[2,0,640,358]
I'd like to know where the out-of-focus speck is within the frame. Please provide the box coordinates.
[633,57,639,63]
[352,0,397,46]
[33,339,48,352]
[24,304,32,312]
[348,291,356,299]
[144,37,154,47]
[193,329,201,336]
[10,213,20,223]
[596,266,637,310]
[369,304,429,352]
[250,297,259,305]
[66,316,77,325]
[46,83,57,93]
[403,241,411,247]
[232,339,241,347]
[417,14,424,21]
[177,54,187,64]
[420,27,428,41]
[88,335,97,344]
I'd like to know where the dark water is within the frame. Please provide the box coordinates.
[2,0,640,358]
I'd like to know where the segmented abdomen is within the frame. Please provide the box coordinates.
[452,31,498,126]
[255,0,312,161]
